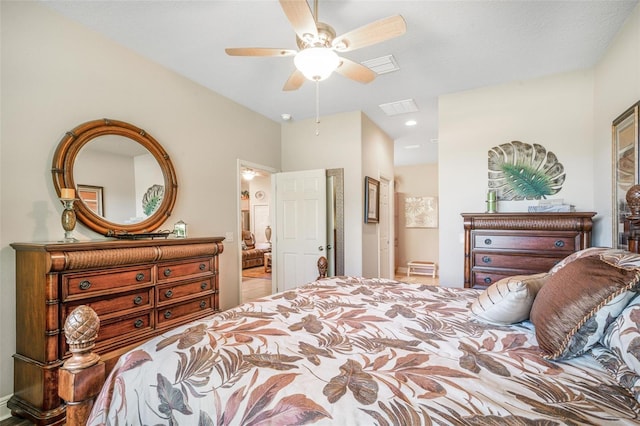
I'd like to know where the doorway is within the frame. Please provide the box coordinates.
[238,160,275,303]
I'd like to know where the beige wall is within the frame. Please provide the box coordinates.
[0,1,281,402]
[281,111,394,277]
[438,3,640,287]
[394,164,439,273]
[593,5,640,246]
[439,70,596,286]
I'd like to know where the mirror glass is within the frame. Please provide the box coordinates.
[74,135,164,224]
[52,119,177,236]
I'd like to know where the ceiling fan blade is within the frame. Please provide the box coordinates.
[336,57,376,84]
[332,15,407,52]
[279,0,318,42]
[283,69,305,91]
[225,47,297,57]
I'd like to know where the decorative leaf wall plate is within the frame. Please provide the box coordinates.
[488,141,565,201]
[142,184,165,216]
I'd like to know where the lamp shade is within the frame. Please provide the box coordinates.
[294,47,340,81]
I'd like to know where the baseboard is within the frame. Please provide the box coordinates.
[396,266,408,275]
[0,394,12,421]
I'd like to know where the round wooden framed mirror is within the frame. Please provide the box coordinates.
[52,118,178,236]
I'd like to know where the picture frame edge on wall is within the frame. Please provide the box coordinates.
[364,176,380,224]
[612,100,640,249]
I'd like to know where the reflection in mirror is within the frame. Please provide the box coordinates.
[52,118,177,236]
[74,135,164,224]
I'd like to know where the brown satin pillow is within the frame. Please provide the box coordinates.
[530,256,640,359]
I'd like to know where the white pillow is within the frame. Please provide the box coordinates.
[471,273,548,325]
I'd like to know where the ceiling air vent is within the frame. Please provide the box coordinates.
[379,98,419,116]
[362,55,399,75]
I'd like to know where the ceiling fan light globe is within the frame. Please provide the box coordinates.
[294,47,340,81]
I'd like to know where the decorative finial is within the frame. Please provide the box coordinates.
[627,184,640,218]
[62,305,101,370]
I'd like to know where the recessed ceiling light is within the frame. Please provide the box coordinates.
[430,138,439,144]
[405,120,417,126]
[281,113,292,121]
[404,144,420,150]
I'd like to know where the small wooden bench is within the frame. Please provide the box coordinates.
[407,261,437,278]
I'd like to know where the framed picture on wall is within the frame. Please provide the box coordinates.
[612,101,640,249]
[364,176,380,223]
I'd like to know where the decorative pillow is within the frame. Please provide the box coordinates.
[471,273,548,325]
[601,295,640,376]
[530,256,640,360]
[548,247,616,275]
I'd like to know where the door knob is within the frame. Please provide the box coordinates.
[327,244,332,250]
[318,246,324,251]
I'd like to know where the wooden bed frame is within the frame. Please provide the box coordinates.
[55,256,329,426]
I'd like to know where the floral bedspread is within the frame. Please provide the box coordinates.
[88,277,640,425]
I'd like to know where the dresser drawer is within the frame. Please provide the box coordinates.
[157,258,213,282]
[63,288,153,320]
[473,253,561,271]
[157,278,214,306]
[62,266,153,300]
[156,295,214,327]
[63,310,153,355]
[472,271,515,289]
[473,233,576,252]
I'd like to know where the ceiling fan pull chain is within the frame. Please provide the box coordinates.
[315,79,320,136]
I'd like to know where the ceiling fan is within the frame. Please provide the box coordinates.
[225,0,407,91]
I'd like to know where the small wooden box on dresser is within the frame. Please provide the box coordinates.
[462,213,595,289]
[9,237,224,425]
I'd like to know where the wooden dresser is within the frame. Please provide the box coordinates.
[462,213,595,289]
[9,237,224,425]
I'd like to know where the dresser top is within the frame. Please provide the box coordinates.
[11,236,225,252]
[461,212,596,218]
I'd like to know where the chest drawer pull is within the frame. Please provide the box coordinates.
[134,319,144,328]
[200,301,206,309]
[79,280,91,290]
[133,296,143,305]
[484,277,492,284]
[201,282,208,290]
[165,289,173,298]
[199,263,206,271]
[482,256,491,264]
[163,268,172,277]
[484,238,492,245]
[164,310,172,319]
[135,273,145,281]
[554,240,565,248]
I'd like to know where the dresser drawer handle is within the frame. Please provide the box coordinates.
[484,277,492,284]
[136,273,145,281]
[133,296,143,305]
[199,263,206,271]
[164,268,172,277]
[484,238,492,245]
[554,240,565,248]
[134,319,144,328]
[482,256,491,264]
[200,301,206,309]
[200,282,208,290]
[164,310,172,319]
[165,289,173,298]
[79,280,91,290]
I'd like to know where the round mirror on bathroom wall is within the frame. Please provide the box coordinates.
[51,118,178,236]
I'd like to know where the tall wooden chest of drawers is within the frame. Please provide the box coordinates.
[462,213,595,289]
[9,237,224,425]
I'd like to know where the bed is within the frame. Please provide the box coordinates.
[60,247,640,425]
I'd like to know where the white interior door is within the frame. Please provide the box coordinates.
[379,178,391,278]
[275,169,327,291]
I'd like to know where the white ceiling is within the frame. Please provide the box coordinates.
[42,0,638,165]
